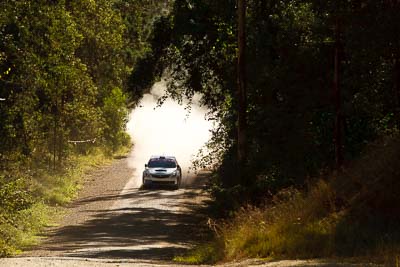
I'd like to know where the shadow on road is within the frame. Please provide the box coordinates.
[28,173,211,261]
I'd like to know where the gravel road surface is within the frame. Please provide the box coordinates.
[0,156,381,267]
[0,156,210,266]
[22,157,209,260]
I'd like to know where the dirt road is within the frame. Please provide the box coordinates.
[0,157,381,267]
[0,156,210,266]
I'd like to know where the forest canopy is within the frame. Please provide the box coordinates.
[0,0,172,167]
[130,1,400,261]
[131,0,400,193]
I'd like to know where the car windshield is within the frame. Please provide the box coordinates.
[148,158,176,168]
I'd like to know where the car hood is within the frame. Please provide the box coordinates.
[147,167,177,175]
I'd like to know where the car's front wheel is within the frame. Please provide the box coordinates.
[142,177,148,189]
[174,176,182,190]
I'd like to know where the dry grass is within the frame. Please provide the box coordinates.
[177,134,400,265]
[220,180,339,260]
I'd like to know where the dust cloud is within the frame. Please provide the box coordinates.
[126,80,212,188]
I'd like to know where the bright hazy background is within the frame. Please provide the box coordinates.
[126,80,212,188]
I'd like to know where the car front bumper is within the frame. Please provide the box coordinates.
[144,176,179,184]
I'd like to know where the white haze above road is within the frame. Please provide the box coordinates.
[126,80,212,188]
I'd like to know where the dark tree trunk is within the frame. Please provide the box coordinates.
[333,17,343,169]
[394,58,400,127]
[237,0,247,184]
[53,110,57,171]
[58,96,65,166]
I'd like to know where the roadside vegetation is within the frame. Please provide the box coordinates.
[130,0,400,265]
[176,134,400,265]
[0,148,127,256]
[0,0,171,256]
[2,0,399,264]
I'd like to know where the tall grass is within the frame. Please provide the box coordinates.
[0,145,130,256]
[219,180,339,260]
[177,134,400,265]
[30,148,114,205]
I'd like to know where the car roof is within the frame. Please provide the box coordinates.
[150,155,176,160]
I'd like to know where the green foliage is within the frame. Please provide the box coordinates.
[102,87,130,153]
[0,0,169,164]
[0,146,124,256]
[131,0,400,202]
[0,176,33,215]
[174,242,223,264]
[0,175,34,256]
[0,0,168,256]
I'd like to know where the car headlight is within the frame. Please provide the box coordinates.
[172,170,178,177]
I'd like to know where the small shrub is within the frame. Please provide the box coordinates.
[174,242,223,264]
[0,175,34,256]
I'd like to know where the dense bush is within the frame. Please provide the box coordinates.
[0,174,33,256]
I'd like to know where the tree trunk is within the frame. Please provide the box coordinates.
[333,17,343,169]
[53,86,59,171]
[394,57,400,127]
[237,0,247,184]
[53,110,57,171]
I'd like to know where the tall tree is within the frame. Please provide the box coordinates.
[237,0,247,184]
[130,0,400,196]
[333,16,343,169]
